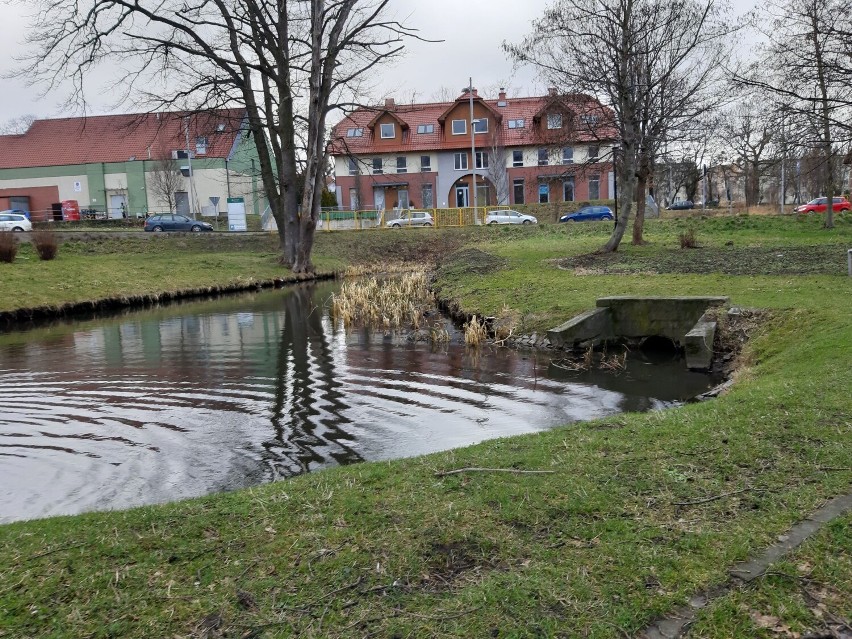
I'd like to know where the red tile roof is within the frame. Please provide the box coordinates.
[329,93,616,155]
[0,109,246,170]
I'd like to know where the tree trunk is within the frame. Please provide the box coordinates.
[632,164,648,245]
[600,143,638,253]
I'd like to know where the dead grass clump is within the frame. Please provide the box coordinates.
[0,232,17,263]
[31,230,59,261]
[464,315,489,347]
[679,228,699,249]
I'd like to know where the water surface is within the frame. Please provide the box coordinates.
[0,282,720,523]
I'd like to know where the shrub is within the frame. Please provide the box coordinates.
[31,230,59,261]
[0,232,17,263]
[678,228,698,249]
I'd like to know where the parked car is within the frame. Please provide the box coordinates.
[386,210,433,228]
[794,197,851,214]
[485,209,538,225]
[559,206,614,222]
[665,200,694,210]
[0,208,31,220]
[0,212,32,232]
[143,214,213,232]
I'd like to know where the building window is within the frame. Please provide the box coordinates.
[508,118,525,129]
[346,128,363,137]
[562,147,574,164]
[372,158,383,174]
[422,183,434,208]
[420,155,431,172]
[539,184,550,204]
[348,158,358,176]
[396,157,407,173]
[563,177,575,202]
[538,148,549,166]
[454,153,468,170]
[452,119,466,135]
[475,151,489,169]
[513,179,525,204]
[473,118,488,133]
[416,124,434,134]
[589,174,600,200]
[580,114,599,125]
[547,113,562,129]
[380,123,395,139]
[588,145,599,162]
[512,150,524,167]
[195,137,208,155]
[349,188,359,210]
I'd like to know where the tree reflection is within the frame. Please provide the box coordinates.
[263,284,362,479]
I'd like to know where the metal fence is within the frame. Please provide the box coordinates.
[317,206,512,231]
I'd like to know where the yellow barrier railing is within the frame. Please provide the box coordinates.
[319,206,515,231]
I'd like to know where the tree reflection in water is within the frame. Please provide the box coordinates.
[263,284,363,479]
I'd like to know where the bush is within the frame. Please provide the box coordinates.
[678,228,698,249]
[31,230,59,261]
[0,232,18,263]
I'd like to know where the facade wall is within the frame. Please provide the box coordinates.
[0,170,90,211]
[0,186,60,219]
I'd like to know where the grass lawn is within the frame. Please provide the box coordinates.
[0,214,850,638]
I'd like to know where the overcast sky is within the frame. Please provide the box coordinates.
[0,0,758,126]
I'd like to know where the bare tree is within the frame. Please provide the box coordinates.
[506,0,731,251]
[0,114,35,135]
[21,0,419,272]
[719,103,778,206]
[148,152,184,214]
[735,0,852,228]
[486,134,510,206]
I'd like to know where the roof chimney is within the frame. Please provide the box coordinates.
[498,88,507,101]
[384,97,395,110]
[548,87,558,97]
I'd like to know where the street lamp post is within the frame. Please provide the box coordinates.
[467,78,478,223]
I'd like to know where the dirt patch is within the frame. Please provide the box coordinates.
[421,538,503,591]
[560,244,849,276]
[437,248,508,277]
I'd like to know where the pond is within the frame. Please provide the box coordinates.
[0,281,722,523]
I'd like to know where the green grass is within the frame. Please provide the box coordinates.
[0,214,850,638]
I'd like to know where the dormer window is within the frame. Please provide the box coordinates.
[195,136,208,155]
[417,124,434,134]
[346,128,363,137]
[451,120,466,135]
[380,123,395,138]
[473,119,488,134]
[547,113,563,129]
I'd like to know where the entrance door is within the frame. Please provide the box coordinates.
[398,189,410,209]
[455,185,469,208]
[109,194,128,219]
[9,196,29,214]
[175,191,190,217]
[373,187,385,211]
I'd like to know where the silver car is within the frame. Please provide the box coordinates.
[485,209,537,225]
[0,212,32,232]
[387,210,433,228]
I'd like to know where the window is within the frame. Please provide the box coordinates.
[539,184,550,204]
[580,114,600,125]
[346,128,363,137]
[396,156,407,173]
[563,177,575,202]
[538,148,549,166]
[380,123,395,139]
[420,155,431,172]
[349,188,359,210]
[452,119,466,135]
[195,136,208,155]
[475,151,489,169]
[454,153,468,170]
[348,158,358,176]
[417,124,434,134]
[513,179,525,204]
[589,174,600,200]
[473,118,488,133]
[508,119,525,129]
[372,158,383,174]
[562,147,574,164]
[547,113,562,129]
[422,183,434,208]
[216,123,226,132]
[588,145,599,162]
[512,150,524,167]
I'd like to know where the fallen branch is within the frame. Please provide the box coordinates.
[435,467,555,477]
[673,487,763,506]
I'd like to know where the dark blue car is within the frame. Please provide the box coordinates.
[144,214,213,232]
[559,206,614,222]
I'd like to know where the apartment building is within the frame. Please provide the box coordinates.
[329,88,617,212]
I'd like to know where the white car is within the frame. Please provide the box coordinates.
[485,209,537,225]
[387,210,433,228]
[0,211,32,232]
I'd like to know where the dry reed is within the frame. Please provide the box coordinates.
[464,315,489,347]
[0,232,17,264]
[31,230,59,261]
[330,271,434,332]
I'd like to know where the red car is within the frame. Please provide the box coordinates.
[794,196,851,214]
